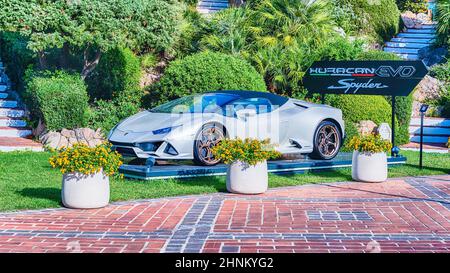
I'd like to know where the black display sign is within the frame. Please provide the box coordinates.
[303,60,428,96]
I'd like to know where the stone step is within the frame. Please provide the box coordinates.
[198,7,224,13]
[0,117,27,127]
[393,53,419,60]
[405,28,436,34]
[0,93,8,99]
[391,37,435,43]
[0,108,25,118]
[198,3,229,8]
[397,33,436,39]
[0,85,7,92]
[0,126,32,138]
[410,117,450,127]
[0,137,43,152]
[420,24,437,29]
[409,127,450,136]
[385,42,431,49]
[0,100,18,108]
[384,47,420,54]
[409,135,449,144]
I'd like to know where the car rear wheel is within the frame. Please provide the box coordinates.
[310,121,341,160]
[193,123,225,166]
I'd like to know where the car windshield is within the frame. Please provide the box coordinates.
[151,94,240,114]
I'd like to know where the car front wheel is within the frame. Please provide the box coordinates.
[193,123,225,166]
[310,121,341,160]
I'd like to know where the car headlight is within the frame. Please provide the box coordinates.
[108,124,118,139]
[152,125,181,135]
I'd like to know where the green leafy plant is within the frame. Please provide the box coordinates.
[396,0,428,13]
[149,51,267,105]
[436,0,450,45]
[0,0,182,78]
[346,133,393,153]
[140,53,159,70]
[24,70,89,131]
[212,138,281,166]
[336,0,400,43]
[49,143,123,176]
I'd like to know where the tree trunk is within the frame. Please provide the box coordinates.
[59,43,70,69]
[37,51,47,70]
[81,48,101,80]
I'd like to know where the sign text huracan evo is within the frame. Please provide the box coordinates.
[303,61,428,96]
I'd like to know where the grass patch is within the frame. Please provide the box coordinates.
[0,150,448,212]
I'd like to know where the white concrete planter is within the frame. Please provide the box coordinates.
[226,160,268,194]
[351,151,388,183]
[61,171,110,209]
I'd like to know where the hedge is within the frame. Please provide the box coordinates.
[326,95,398,148]
[24,70,89,131]
[87,47,142,102]
[150,52,267,105]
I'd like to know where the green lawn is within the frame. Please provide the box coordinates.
[0,150,448,212]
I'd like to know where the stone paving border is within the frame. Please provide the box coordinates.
[0,175,449,253]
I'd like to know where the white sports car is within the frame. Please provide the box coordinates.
[108,90,345,165]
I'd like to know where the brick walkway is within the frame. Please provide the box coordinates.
[0,175,449,253]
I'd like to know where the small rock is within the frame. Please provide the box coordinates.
[401,11,416,28]
[357,120,378,136]
[58,136,69,149]
[44,132,62,150]
[93,128,104,139]
[61,128,74,138]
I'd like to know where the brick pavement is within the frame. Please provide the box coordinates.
[0,175,449,253]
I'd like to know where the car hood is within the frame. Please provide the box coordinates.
[116,111,182,133]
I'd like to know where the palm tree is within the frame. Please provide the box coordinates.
[249,0,336,94]
[436,0,450,45]
[200,7,253,57]
[250,0,336,49]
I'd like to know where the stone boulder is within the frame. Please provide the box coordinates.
[357,120,378,136]
[40,128,105,150]
[401,11,416,28]
[413,75,445,117]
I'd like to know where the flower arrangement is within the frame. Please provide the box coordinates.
[49,143,123,176]
[212,138,281,166]
[346,133,392,153]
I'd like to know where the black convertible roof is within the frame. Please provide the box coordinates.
[207,90,289,106]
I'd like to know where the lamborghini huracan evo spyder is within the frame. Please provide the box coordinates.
[108,90,345,166]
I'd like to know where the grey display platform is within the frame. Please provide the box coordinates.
[119,152,407,180]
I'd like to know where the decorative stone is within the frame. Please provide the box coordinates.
[401,11,416,28]
[94,128,103,139]
[40,128,106,150]
[44,133,62,150]
[357,120,378,136]
[61,128,74,138]
[413,75,444,117]
[377,123,392,142]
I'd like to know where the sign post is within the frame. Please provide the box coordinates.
[303,60,428,160]
[419,104,429,169]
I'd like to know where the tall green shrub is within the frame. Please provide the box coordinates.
[326,95,397,148]
[150,52,267,105]
[88,47,141,101]
[25,70,89,131]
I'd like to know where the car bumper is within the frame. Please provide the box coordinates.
[110,140,192,160]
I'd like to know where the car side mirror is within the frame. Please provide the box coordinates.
[236,108,257,119]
